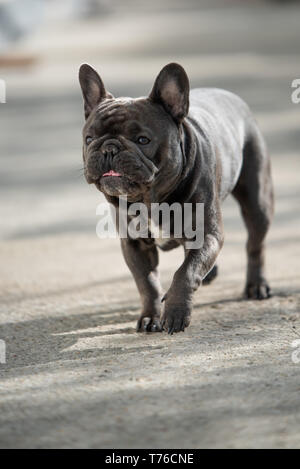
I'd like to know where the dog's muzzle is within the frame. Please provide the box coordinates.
[101,138,122,158]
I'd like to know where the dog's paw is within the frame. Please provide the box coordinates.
[161,306,191,334]
[136,316,163,333]
[245,280,271,300]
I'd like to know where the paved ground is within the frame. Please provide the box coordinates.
[0,0,300,448]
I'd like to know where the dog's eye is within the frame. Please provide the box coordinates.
[137,136,150,145]
[85,136,93,146]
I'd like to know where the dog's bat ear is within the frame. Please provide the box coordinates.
[149,63,189,123]
[79,64,112,119]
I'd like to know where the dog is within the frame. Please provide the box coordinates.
[79,62,274,334]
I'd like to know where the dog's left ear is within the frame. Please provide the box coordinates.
[79,64,113,119]
[149,63,189,123]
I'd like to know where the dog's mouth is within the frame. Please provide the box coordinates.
[102,170,122,178]
[93,169,143,200]
[85,146,158,200]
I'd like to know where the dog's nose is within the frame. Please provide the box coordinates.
[101,139,120,157]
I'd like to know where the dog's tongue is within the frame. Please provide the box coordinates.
[102,170,121,177]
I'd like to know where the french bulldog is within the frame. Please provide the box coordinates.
[79,62,274,334]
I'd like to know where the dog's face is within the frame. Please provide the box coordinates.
[79,63,189,202]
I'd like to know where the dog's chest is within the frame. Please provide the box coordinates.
[149,216,172,248]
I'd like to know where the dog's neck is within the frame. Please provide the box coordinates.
[160,118,201,204]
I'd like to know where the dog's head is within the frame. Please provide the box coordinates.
[79,63,189,202]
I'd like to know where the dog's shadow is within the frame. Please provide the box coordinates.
[0,301,164,374]
[1,282,298,377]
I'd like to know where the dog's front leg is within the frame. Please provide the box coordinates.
[121,237,163,332]
[162,215,224,334]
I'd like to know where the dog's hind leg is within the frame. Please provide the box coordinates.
[232,122,274,299]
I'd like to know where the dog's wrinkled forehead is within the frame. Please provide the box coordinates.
[95,97,136,133]
[89,97,166,137]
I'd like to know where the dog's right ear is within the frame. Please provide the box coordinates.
[79,64,112,119]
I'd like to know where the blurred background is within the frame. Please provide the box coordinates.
[1,0,300,449]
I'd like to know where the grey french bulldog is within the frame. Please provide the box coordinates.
[79,62,274,334]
